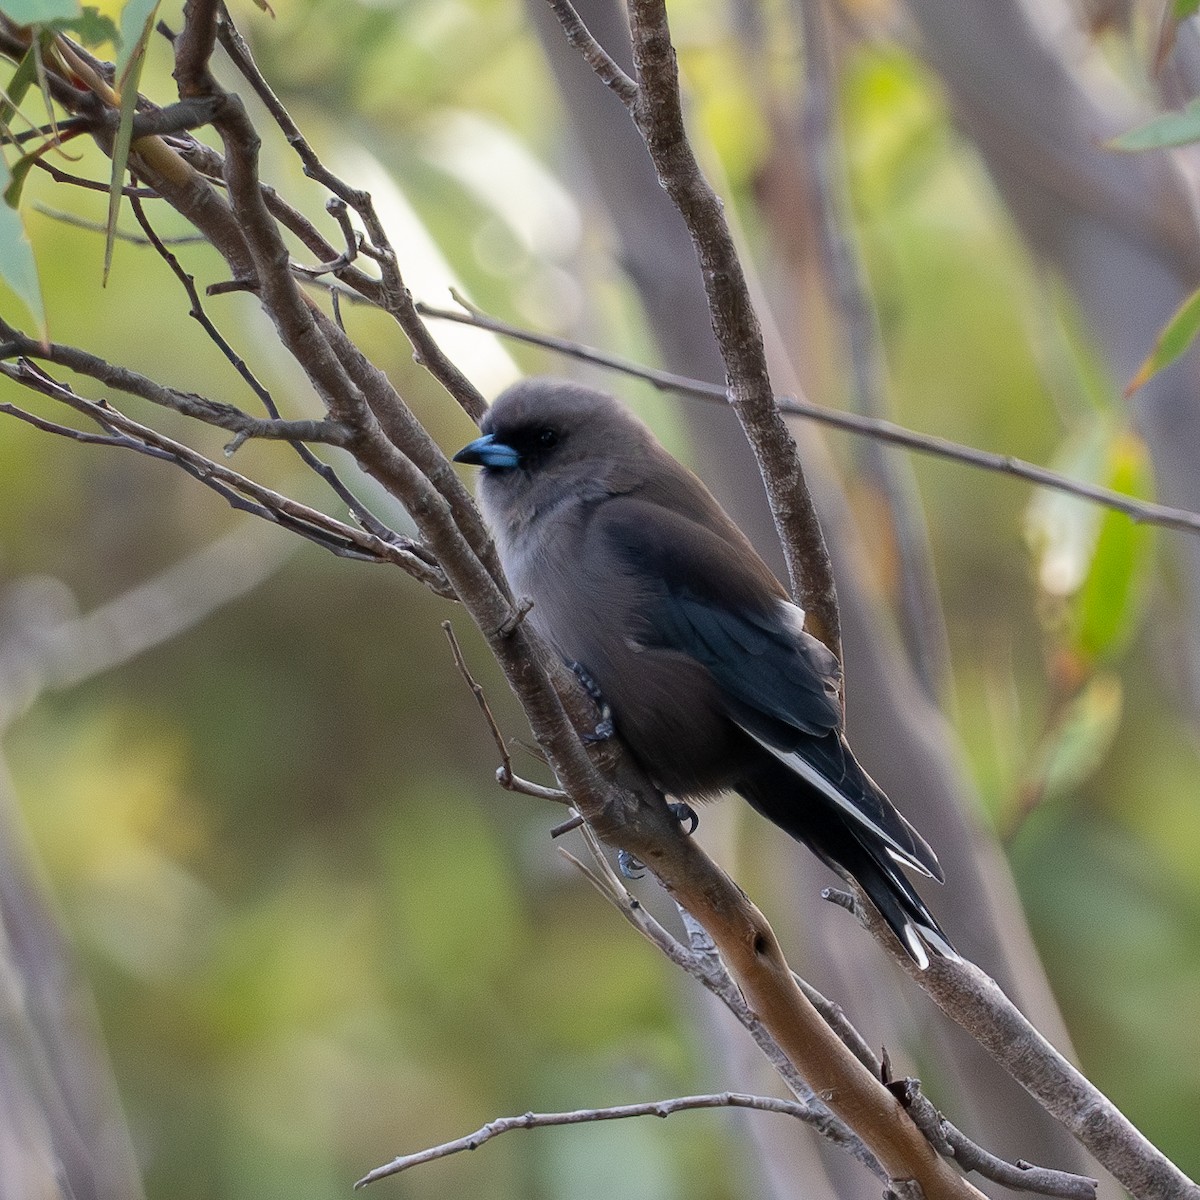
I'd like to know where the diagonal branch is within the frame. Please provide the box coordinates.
[0,359,452,596]
[621,0,842,661]
[545,0,843,661]
[833,888,1200,1199]
[416,301,1200,539]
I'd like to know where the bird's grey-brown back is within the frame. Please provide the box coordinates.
[475,378,773,592]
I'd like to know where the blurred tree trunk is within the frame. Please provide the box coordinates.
[0,759,145,1200]
[527,0,1114,1195]
[902,0,1200,714]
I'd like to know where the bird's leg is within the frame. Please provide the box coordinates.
[569,661,615,742]
[668,802,699,834]
[617,806,695,879]
[617,850,645,879]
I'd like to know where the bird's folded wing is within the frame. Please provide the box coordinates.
[600,499,941,881]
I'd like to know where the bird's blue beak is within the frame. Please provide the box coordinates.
[453,433,521,469]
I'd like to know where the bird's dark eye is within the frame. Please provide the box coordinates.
[537,428,559,448]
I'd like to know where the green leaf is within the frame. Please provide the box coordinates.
[0,157,45,335]
[0,0,79,21]
[115,0,159,78]
[3,145,40,205]
[1028,675,1124,808]
[1109,98,1200,152]
[103,0,160,285]
[1126,284,1200,395]
[1071,434,1155,663]
[0,40,40,128]
[1175,0,1200,18]
[54,6,120,47]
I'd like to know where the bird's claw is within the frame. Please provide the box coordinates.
[668,802,699,834]
[570,661,615,743]
[618,850,645,879]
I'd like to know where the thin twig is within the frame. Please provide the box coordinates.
[894,1081,1098,1200]
[126,195,403,544]
[416,301,1200,540]
[1,316,348,446]
[543,0,639,106]
[441,620,568,803]
[31,159,161,196]
[0,359,454,596]
[33,204,207,243]
[356,1092,821,1188]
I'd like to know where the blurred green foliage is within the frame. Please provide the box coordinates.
[3,0,1200,1194]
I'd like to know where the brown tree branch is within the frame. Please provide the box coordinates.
[567,829,1098,1200]
[0,359,452,595]
[833,888,1200,1199]
[545,0,843,661]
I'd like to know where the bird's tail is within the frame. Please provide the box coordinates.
[738,755,957,970]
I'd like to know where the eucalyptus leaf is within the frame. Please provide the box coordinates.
[0,0,78,22]
[1126,284,1200,395]
[0,158,45,334]
[1110,98,1200,152]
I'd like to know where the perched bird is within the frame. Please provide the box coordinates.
[455,378,955,967]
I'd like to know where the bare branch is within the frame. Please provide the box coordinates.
[0,360,453,597]
[795,0,949,700]
[833,887,1200,1199]
[356,1092,825,1188]
[442,621,568,803]
[895,1081,1098,1200]
[125,196,403,544]
[0,318,350,445]
[33,204,207,244]
[542,0,640,106]
[620,0,842,660]
[417,301,1200,540]
[211,3,488,424]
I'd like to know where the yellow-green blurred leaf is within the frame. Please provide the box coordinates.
[0,39,40,128]
[0,157,45,333]
[1126,284,1200,395]
[1110,98,1200,152]
[104,0,158,283]
[1071,433,1155,663]
[1025,674,1124,809]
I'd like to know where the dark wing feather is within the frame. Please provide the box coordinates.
[600,497,942,882]
[598,496,842,737]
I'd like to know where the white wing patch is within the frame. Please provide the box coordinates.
[777,600,808,637]
[740,728,936,880]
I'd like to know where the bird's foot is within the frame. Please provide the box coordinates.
[668,802,699,835]
[570,661,615,742]
[617,850,644,880]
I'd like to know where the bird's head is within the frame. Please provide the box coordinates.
[454,377,657,518]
